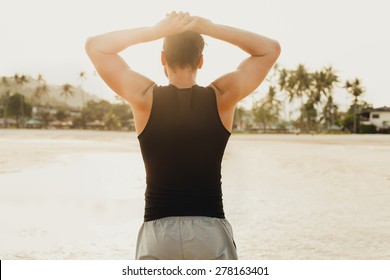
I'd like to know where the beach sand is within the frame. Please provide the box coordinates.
[1,130,390,259]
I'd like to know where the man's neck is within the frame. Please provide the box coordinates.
[167,67,197,89]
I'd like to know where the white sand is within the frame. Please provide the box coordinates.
[0,130,390,259]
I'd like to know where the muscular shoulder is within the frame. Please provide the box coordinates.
[209,83,236,111]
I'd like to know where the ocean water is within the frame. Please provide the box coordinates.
[0,129,390,259]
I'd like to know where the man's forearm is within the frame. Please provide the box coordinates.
[195,19,280,57]
[85,12,196,55]
[85,27,162,55]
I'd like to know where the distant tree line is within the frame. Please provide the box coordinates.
[0,73,133,130]
[0,66,375,133]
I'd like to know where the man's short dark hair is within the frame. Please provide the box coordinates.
[163,31,204,70]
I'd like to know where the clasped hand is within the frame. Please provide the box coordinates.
[154,11,211,36]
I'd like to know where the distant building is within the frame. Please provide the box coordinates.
[25,119,43,129]
[360,106,390,130]
[86,120,104,130]
[48,120,73,129]
[0,118,17,128]
[32,105,59,118]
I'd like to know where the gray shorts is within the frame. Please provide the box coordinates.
[135,216,238,260]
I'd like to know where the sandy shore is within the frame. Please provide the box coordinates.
[0,129,390,259]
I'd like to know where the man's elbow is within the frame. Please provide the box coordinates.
[271,39,281,59]
[84,36,98,55]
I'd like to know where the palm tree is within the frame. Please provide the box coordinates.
[14,74,29,94]
[33,74,49,105]
[277,68,291,121]
[1,77,11,126]
[344,78,365,133]
[78,71,87,107]
[60,83,74,105]
[279,64,312,132]
[266,85,281,116]
[311,67,339,130]
[14,74,29,87]
[13,74,29,128]
[253,86,281,132]
[266,85,281,130]
[1,76,10,90]
[322,96,339,130]
[1,77,10,99]
[7,93,32,127]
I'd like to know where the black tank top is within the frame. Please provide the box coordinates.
[138,84,231,222]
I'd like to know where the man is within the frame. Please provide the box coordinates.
[85,11,280,259]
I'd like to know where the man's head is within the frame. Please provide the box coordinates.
[162,31,204,72]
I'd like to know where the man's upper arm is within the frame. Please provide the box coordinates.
[86,49,154,107]
[211,50,280,108]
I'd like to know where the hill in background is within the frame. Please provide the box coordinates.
[1,75,101,109]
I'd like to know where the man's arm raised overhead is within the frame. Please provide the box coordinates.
[85,12,196,133]
[85,12,195,109]
[192,17,281,109]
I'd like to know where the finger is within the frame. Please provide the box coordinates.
[168,11,177,17]
[177,11,186,19]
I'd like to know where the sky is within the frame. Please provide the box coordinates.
[1,0,390,110]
